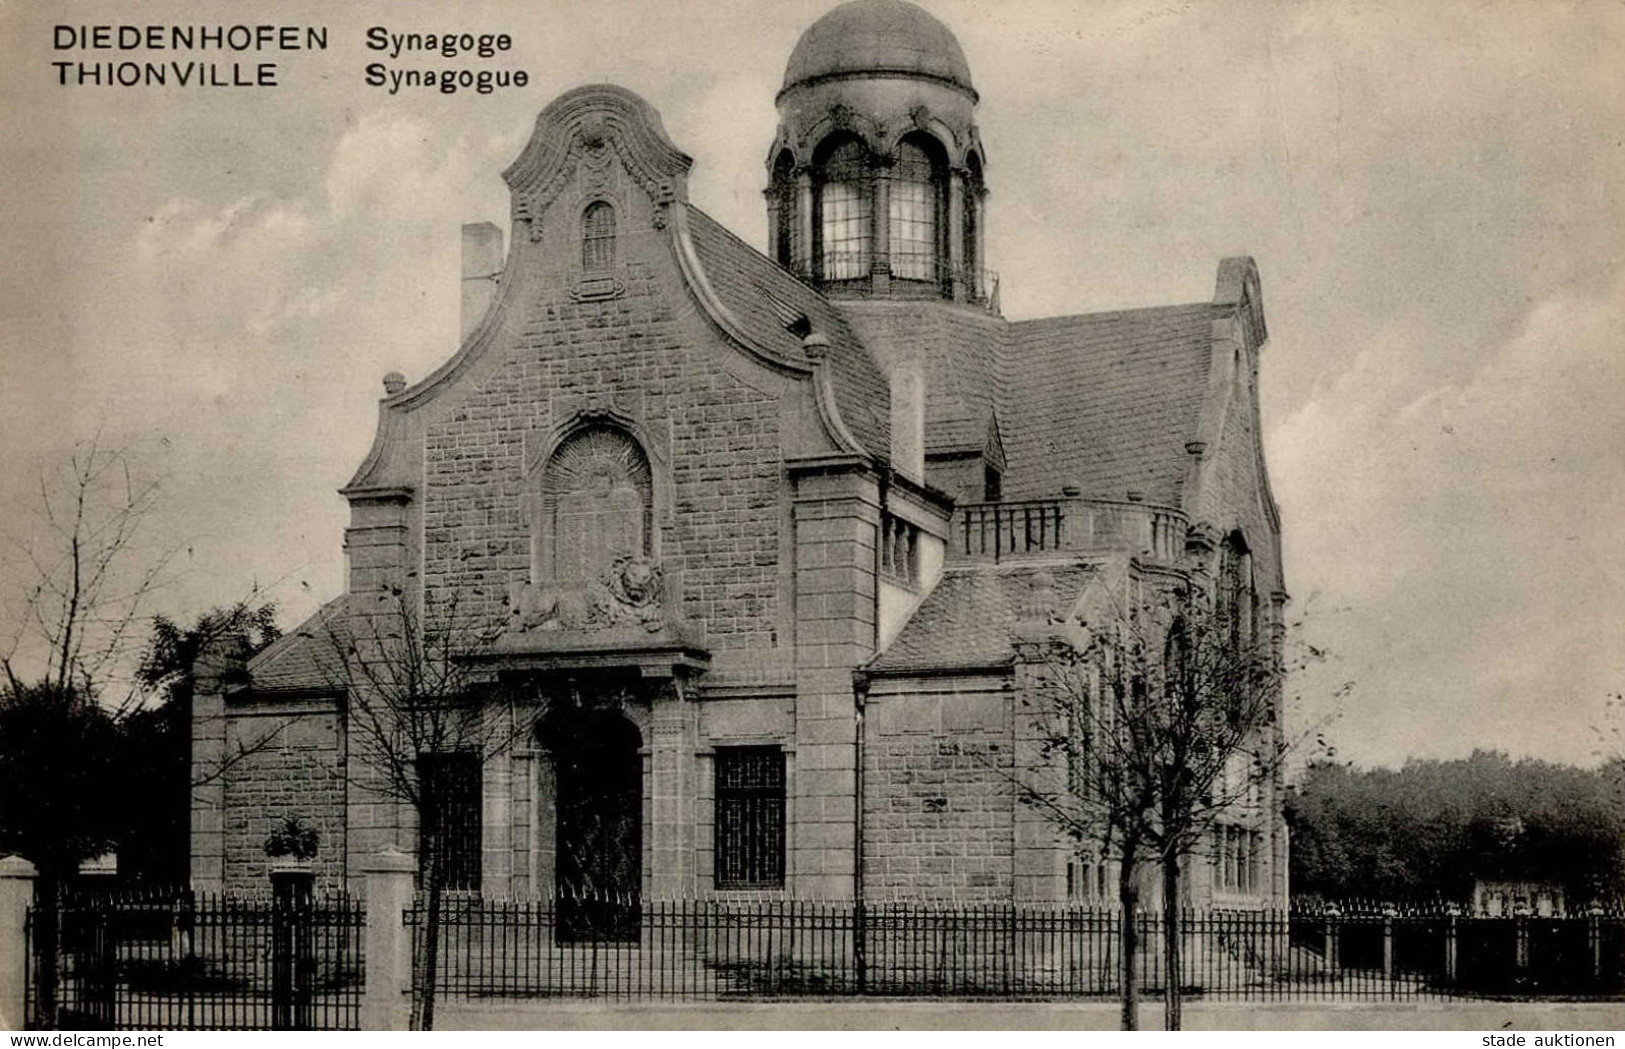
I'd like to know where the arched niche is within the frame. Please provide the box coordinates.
[533,424,655,586]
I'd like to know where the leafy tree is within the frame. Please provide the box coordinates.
[0,681,124,1021]
[0,437,175,1024]
[120,601,280,883]
[1286,750,1625,907]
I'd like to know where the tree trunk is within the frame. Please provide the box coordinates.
[419,840,443,1031]
[1162,855,1183,1031]
[1117,861,1140,1031]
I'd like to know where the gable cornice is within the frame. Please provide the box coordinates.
[504,84,693,239]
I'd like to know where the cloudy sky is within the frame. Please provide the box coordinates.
[1,0,1620,770]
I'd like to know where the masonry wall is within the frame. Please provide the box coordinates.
[217,701,347,894]
[416,163,790,667]
[863,676,1020,900]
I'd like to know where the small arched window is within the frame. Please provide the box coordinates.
[1220,533,1257,653]
[582,201,616,271]
[889,135,944,282]
[815,137,871,281]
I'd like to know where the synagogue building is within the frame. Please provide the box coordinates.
[191,0,1289,910]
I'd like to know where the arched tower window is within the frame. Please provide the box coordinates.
[582,201,616,271]
[889,134,946,283]
[814,136,871,281]
[538,426,653,583]
[771,150,797,269]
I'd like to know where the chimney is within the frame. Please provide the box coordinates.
[461,221,503,341]
[889,353,925,486]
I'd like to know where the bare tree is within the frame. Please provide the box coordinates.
[1,434,176,708]
[1005,578,1333,1029]
[305,576,541,1030]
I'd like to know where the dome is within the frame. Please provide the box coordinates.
[781,0,975,97]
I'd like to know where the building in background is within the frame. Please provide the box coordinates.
[191,0,1287,909]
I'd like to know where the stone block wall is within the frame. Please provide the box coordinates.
[863,677,1022,900]
[417,162,789,658]
[216,700,347,894]
[790,463,881,896]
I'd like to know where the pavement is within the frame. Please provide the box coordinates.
[436,997,1625,1031]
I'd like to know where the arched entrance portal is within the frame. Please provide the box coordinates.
[541,708,642,942]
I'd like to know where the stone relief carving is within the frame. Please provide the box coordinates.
[509,555,667,634]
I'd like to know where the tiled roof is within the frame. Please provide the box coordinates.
[246,594,351,693]
[999,304,1214,505]
[684,207,891,462]
[839,302,1006,460]
[866,560,1097,673]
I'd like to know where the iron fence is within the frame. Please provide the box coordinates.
[26,889,363,1030]
[408,896,1625,1003]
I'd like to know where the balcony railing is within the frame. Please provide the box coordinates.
[953,498,1188,563]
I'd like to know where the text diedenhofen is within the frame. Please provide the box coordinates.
[51,24,327,88]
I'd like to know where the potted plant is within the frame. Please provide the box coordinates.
[264,816,319,903]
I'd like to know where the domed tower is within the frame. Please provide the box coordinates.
[767,0,990,306]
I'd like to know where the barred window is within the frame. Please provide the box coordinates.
[888,137,941,281]
[582,201,616,271]
[714,746,785,889]
[418,752,482,891]
[817,138,871,280]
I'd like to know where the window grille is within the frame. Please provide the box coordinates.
[714,746,786,889]
[888,139,940,281]
[418,751,482,891]
[817,140,871,280]
[582,201,616,271]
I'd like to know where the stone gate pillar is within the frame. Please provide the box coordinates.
[0,856,36,1031]
[646,678,698,897]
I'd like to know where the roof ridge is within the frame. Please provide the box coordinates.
[1011,301,1211,328]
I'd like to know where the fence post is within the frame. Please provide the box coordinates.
[362,848,416,1032]
[0,857,36,1030]
[854,898,867,994]
[1587,903,1604,988]
[1323,904,1340,975]
[1444,903,1460,985]
[1514,902,1531,975]
[1382,906,1397,985]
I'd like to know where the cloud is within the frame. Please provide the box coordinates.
[1273,266,1625,765]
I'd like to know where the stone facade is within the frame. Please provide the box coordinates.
[192,0,1290,909]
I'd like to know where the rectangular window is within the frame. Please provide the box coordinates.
[418,751,482,892]
[820,181,871,280]
[888,179,936,280]
[714,746,786,889]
